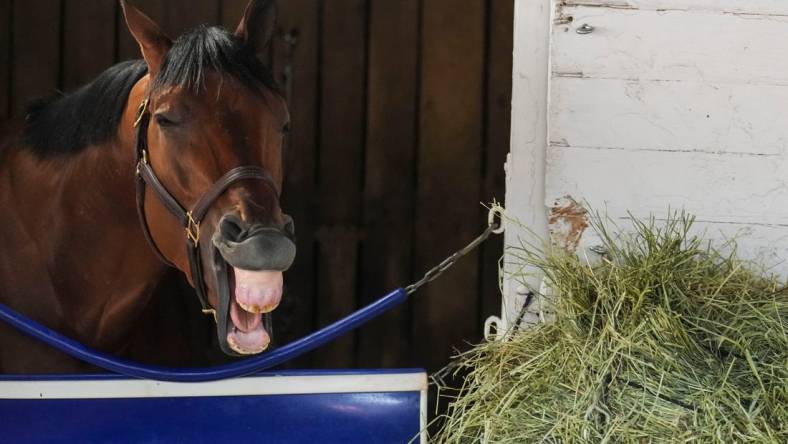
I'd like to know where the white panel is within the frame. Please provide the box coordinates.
[0,373,428,400]
[553,6,788,84]
[564,0,788,15]
[550,76,787,155]
[545,146,788,226]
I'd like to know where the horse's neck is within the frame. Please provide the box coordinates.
[0,131,166,348]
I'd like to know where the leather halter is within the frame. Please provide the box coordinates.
[133,98,279,321]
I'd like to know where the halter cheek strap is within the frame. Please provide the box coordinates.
[133,98,280,320]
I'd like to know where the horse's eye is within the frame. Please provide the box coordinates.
[282,123,290,134]
[155,114,177,127]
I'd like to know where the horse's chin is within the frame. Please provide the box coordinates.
[223,268,282,355]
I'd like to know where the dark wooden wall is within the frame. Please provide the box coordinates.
[0,0,513,371]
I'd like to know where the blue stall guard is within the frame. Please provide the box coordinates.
[0,369,427,444]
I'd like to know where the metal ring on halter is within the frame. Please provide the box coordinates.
[487,205,505,234]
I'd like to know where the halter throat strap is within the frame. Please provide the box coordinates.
[132,98,279,319]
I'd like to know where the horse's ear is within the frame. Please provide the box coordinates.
[234,0,277,52]
[120,0,172,77]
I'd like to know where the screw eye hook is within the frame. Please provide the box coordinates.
[576,23,594,34]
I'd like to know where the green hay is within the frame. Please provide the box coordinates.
[433,212,788,443]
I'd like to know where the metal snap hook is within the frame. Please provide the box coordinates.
[487,205,505,234]
[576,23,594,34]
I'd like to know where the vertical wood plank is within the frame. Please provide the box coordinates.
[272,0,320,366]
[62,0,117,90]
[479,0,513,329]
[220,0,247,30]
[158,0,219,38]
[414,0,486,370]
[311,0,367,368]
[0,0,10,119]
[11,0,61,116]
[357,0,420,368]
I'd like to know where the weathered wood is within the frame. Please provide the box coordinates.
[356,0,420,368]
[11,0,60,116]
[553,5,788,85]
[273,0,320,367]
[0,1,10,119]
[546,0,788,289]
[550,77,785,156]
[312,227,360,367]
[503,0,551,331]
[479,0,513,330]
[220,0,247,29]
[63,0,116,90]
[311,0,367,368]
[546,146,788,226]
[564,0,788,15]
[414,0,486,370]
[159,0,219,38]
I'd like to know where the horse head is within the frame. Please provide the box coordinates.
[122,0,295,356]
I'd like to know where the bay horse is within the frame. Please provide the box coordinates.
[0,0,295,373]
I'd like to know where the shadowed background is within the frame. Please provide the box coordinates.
[0,0,513,372]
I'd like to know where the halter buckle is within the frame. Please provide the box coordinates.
[186,211,201,245]
[133,99,148,128]
[202,308,217,322]
[135,150,149,175]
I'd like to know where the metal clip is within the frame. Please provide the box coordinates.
[133,99,149,128]
[487,204,505,234]
[186,211,201,245]
[202,308,217,323]
[576,23,594,34]
[135,150,148,175]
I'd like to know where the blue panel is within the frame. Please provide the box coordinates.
[0,391,421,444]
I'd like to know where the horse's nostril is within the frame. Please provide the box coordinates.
[218,215,245,242]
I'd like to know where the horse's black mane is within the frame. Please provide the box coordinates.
[24,25,277,158]
[23,60,147,158]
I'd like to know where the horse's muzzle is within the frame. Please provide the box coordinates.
[212,214,296,271]
[210,214,296,356]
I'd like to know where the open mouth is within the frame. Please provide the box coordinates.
[210,214,297,356]
[225,268,282,355]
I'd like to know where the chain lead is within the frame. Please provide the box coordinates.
[405,206,504,295]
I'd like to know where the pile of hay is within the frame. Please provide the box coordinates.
[434,213,787,442]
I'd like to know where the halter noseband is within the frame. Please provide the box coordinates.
[133,98,280,321]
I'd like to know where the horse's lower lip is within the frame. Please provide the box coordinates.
[226,322,270,354]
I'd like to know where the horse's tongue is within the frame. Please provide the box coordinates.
[234,269,283,313]
[230,299,262,332]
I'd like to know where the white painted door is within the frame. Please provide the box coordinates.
[502,0,788,328]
